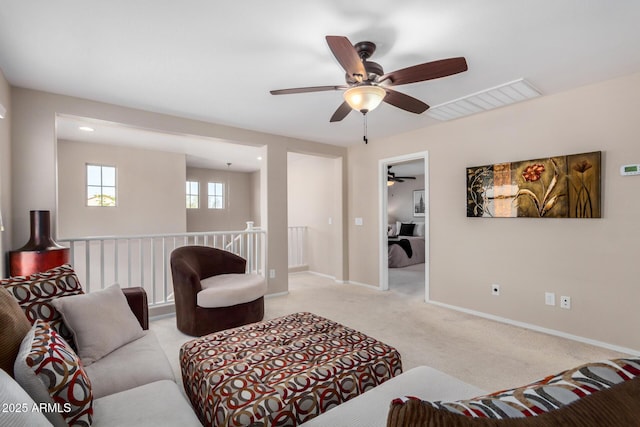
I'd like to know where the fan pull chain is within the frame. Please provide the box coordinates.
[363,113,368,144]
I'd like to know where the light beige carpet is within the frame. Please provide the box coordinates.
[151,272,628,393]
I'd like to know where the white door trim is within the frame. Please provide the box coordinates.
[378,151,430,302]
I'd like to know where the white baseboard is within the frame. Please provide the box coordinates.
[265,291,289,298]
[429,300,640,357]
[292,270,347,284]
[346,280,380,290]
[149,303,176,321]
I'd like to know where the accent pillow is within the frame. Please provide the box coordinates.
[14,320,93,427]
[386,377,640,427]
[0,287,32,377]
[0,369,52,427]
[1,264,84,349]
[386,358,640,426]
[424,358,640,418]
[399,223,415,236]
[413,222,425,237]
[51,284,144,366]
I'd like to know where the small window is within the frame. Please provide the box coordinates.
[87,164,117,207]
[208,182,224,209]
[186,181,199,209]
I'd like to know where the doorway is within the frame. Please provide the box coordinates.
[378,152,429,301]
[287,152,344,281]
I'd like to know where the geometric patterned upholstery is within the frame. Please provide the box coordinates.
[15,320,93,427]
[395,358,640,419]
[2,264,84,350]
[181,312,402,426]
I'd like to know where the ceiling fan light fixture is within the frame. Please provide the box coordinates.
[343,85,386,113]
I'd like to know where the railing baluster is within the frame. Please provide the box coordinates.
[85,241,91,293]
[139,238,144,287]
[150,237,156,305]
[114,239,119,284]
[69,241,75,266]
[100,239,105,290]
[162,237,168,304]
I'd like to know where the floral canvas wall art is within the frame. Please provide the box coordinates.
[467,151,601,218]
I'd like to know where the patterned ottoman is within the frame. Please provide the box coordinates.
[180,312,402,426]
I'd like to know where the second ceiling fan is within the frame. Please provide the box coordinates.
[270,35,468,122]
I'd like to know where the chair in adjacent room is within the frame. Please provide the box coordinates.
[170,245,266,336]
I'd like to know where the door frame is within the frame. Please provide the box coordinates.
[378,151,430,301]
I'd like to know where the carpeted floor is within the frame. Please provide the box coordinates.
[151,272,628,394]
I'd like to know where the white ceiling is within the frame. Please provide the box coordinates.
[2,1,640,158]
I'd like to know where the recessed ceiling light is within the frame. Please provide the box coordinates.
[78,126,95,132]
[257,156,263,161]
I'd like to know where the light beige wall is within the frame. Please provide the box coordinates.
[186,167,255,232]
[57,140,186,237]
[288,153,343,279]
[388,175,425,223]
[9,88,347,294]
[348,72,640,352]
[0,70,10,277]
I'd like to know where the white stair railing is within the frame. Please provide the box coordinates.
[287,226,307,269]
[58,222,265,307]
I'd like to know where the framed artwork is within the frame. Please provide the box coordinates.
[413,190,425,217]
[466,151,601,218]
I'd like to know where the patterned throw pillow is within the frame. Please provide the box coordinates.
[2,264,84,349]
[387,377,640,427]
[389,358,640,422]
[14,320,93,427]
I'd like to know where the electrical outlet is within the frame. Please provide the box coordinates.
[545,292,556,306]
[560,295,571,309]
[269,269,276,279]
[491,284,500,296]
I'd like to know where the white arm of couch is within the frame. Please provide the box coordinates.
[301,366,486,427]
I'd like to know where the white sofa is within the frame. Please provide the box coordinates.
[301,366,485,427]
[0,272,202,427]
[1,330,202,427]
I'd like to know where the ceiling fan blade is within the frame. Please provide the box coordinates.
[326,36,367,82]
[395,176,417,180]
[330,101,352,122]
[380,57,468,86]
[270,85,347,95]
[383,88,430,114]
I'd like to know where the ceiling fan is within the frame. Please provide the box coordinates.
[387,166,416,184]
[270,35,468,123]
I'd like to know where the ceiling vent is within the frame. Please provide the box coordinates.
[427,78,541,121]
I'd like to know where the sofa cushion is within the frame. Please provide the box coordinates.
[14,320,93,427]
[198,273,266,308]
[1,264,84,349]
[0,369,52,427]
[52,284,144,366]
[386,377,640,427]
[84,331,175,399]
[92,380,201,427]
[0,287,32,377]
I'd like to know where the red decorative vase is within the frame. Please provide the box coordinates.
[9,210,70,277]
